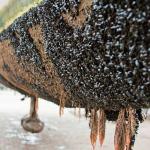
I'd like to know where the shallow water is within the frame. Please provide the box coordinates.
[0,90,149,150]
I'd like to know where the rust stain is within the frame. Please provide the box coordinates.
[0,40,37,97]
[28,25,71,109]
[0,28,71,109]
[62,0,92,28]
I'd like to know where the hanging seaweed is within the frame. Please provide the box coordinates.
[114,109,126,150]
[125,107,137,150]
[98,109,106,147]
[89,109,98,149]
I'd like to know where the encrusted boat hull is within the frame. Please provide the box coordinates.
[0,0,149,111]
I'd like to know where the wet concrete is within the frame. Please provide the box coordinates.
[0,90,149,150]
